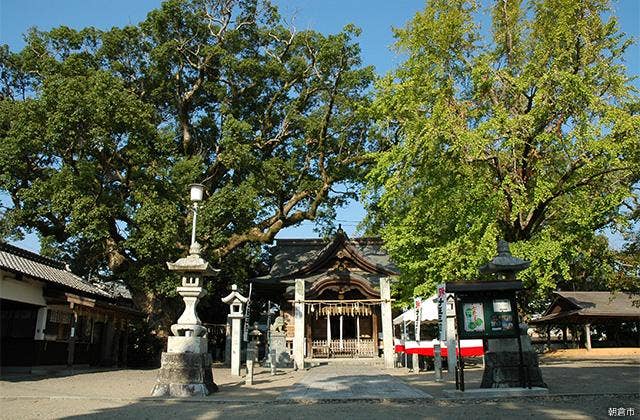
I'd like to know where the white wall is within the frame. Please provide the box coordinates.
[0,270,46,306]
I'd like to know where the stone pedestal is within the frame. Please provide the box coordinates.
[167,336,208,354]
[267,332,292,368]
[151,352,217,397]
[480,331,546,388]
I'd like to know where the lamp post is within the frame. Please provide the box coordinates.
[189,183,205,246]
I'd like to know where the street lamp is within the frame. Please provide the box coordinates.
[189,183,205,246]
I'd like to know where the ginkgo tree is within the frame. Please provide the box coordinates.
[365,0,639,310]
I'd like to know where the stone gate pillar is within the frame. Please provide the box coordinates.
[380,277,394,369]
[293,278,305,369]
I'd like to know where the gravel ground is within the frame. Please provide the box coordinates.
[0,358,638,419]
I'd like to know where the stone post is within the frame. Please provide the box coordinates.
[270,349,277,375]
[585,324,592,350]
[293,279,305,369]
[230,315,242,375]
[434,340,442,382]
[224,320,232,367]
[380,277,394,369]
[221,284,248,377]
[245,357,254,385]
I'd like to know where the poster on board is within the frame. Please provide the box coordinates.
[463,302,485,332]
[492,299,512,313]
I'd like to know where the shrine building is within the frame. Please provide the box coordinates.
[251,229,398,367]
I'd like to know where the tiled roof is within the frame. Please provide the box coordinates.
[0,242,112,298]
[531,291,640,324]
[268,236,397,278]
[554,291,639,316]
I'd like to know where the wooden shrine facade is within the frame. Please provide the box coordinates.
[252,229,398,363]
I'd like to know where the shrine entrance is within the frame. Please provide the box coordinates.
[251,229,398,367]
[304,277,381,358]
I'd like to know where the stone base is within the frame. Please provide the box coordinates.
[443,387,549,399]
[480,336,546,388]
[151,352,218,397]
[265,332,293,368]
[167,336,208,354]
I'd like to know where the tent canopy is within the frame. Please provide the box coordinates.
[393,294,440,325]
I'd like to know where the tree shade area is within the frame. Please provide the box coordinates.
[364,0,639,311]
[0,0,378,323]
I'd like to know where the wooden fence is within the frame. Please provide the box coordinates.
[311,339,375,358]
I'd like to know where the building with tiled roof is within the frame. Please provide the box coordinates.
[250,229,398,365]
[0,242,140,371]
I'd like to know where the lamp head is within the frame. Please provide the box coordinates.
[189,183,205,202]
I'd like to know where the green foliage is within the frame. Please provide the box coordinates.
[366,0,640,310]
[0,0,375,322]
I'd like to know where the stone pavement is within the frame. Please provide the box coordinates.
[0,358,638,419]
[277,365,430,401]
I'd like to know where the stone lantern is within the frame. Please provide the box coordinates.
[479,239,530,280]
[479,240,546,389]
[221,284,248,376]
[165,242,217,350]
[151,183,219,397]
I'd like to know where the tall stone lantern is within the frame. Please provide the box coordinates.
[151,184,219,397]
[478,240,546,389]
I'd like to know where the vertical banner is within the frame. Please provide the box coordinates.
[437,284,447,341]
[414,297,422,341]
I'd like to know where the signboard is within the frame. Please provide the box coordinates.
[454,292,519,339]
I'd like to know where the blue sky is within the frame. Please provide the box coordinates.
[1,0,638,251]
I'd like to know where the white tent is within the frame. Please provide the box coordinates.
[393,294,439,325]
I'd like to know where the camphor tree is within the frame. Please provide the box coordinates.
[365,0,640,310]
[0,0,375,325]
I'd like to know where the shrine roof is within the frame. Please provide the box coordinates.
[255,231,398,282]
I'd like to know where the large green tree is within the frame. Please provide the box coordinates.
[0,0,375,323]
[366,0,639,310]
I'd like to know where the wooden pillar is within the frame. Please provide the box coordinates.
[121,323,129,367]
[339,315,344,349]
[372,311,379,356]
[306,321,312,357]
[356,315,361,357]
[112,322,121,366]
[584,324,592,350]
[327,314,331,343]
[546,325,552,348]
[67,305,77,368]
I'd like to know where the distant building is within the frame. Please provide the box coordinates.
[0,243,140,372]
